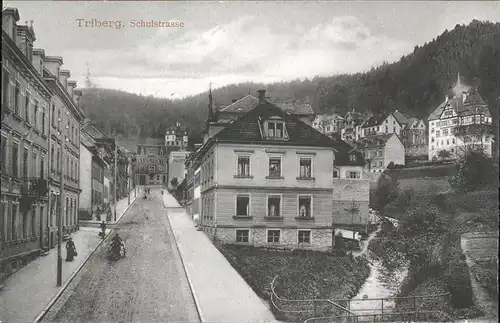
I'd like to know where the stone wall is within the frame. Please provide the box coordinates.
[215,227,332,251]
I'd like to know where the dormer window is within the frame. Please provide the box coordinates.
[264,117,288,139]
[349,154,356,162]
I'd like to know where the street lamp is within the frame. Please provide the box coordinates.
[56,122,68,286]
[113,143,117,222]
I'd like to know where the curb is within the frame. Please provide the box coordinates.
[33,194,139,323]
[163,198,205,323]
[112,191,140,224]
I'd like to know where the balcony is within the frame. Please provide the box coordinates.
[21,177,49,199]
[1,174,22,194]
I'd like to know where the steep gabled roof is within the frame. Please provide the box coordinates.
[219,95,259,113]
[362,115,386,128]
[220,95,315,115]
[406,117,420,128]
[329,134,366,167]
[429,98,447,121]
[429,90,491,121]
[392,110,409,124]
[273,101,314,115]
[213,101,335,148]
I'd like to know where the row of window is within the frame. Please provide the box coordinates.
[0,203,42,242]
[235,229,312,244]
[333,170,360,178]
[2,69,48,135]
[236,155,313,179]
[0,137,46,179]
[0,196,77,243]
[431,115,491,128]
[50,146,79,181]
[265,120,288,139]
[431,137,456,146]
[51,103,79,147]
[233,194,313,218]
[366,150,383,158]
[2,68,80,147]
[48,196,78,228]
[364,125,397,136]
[368,160,384,168]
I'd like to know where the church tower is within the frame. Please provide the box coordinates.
[207,82,214,124]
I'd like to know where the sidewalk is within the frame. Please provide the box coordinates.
[162,192,280,323]
[0,189,139,323]
[79,187,140,226]
[0,227,111,323]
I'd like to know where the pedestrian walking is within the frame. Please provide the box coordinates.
[66,237,77,261]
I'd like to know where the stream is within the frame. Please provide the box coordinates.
[349,220,409,316]
[349,257,408,315]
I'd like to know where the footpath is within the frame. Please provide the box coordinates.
[79,188,141,227]
[162,192,281,323]
[0,188,139,323]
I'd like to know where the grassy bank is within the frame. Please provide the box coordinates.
[368,188,497,320]
[217,244,370,321]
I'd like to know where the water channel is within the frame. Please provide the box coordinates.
[349,219,409,316]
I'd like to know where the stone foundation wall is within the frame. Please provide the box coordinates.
[215,227,332,251]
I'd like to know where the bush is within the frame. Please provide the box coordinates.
[450,150,498,192]
[374,174,399,214]
[447,259,474,308]
[443,236,474,309]
[387,161,395,169]
[438,149,452,160]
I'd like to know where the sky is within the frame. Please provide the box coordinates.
[4,1,500,99]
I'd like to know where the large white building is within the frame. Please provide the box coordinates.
[165,122,188,150]
[312,113,344,136]
[428,75,493,161]
[360,110,408,139]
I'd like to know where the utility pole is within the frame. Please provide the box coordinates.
[113,142,117,222]
[57,122,66,287]
[127,161,130,205]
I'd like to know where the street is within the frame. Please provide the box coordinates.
[42,192,200,323]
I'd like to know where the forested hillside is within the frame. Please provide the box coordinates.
[81,20,500,143]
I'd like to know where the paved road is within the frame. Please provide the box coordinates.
[43,193,200,323]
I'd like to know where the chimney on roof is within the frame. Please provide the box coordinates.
[257,89,266,104]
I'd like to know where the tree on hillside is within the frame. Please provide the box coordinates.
[79,21,500,142]
[477,40,500,161]
[450,149,497,192]
[374,174,400,215]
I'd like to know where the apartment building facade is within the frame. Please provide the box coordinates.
[312,113,345,136]
[360,110,406,139]
[165,121,188,150]
[186,90,337,250]
[359,133,405,172]
[1,8,51,280]
[136,138,168,185]
[428,87,493,161]
[79,124,111,220]
[44,55,84,245]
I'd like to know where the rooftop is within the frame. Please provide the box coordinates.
[212,101,334,147]
[357,133,400,149]
[219,95,314,116]
[428,89,491,121]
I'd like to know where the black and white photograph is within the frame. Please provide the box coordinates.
[0,1,499,322]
